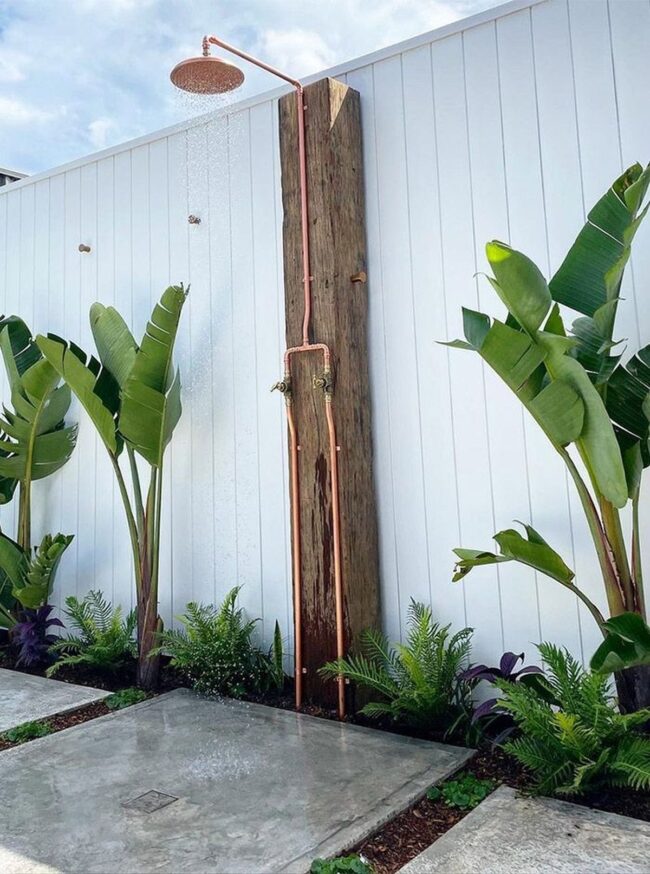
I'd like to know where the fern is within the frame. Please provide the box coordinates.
[46,590,136,677]
[497,643,650,796]
[320,599,473,733]
[155,586,285,698]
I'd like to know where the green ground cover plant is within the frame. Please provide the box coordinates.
[105,688,148,710]
[320,599,473,734]
[310,855,373,874]
[426,772,495,810]
[446,163,650,713]
[2,720,53,744]
[156,586,285,698]
[496,643,650,796]
[46,590,136,677]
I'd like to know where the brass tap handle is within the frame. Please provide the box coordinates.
[312,372,333,394]
[271,379,290,395]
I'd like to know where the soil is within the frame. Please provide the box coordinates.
[2,645,649,873]
[0,699,114,752]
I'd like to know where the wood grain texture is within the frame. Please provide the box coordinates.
[279,78,381,705]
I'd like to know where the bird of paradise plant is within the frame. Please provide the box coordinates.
[37,285,188,688]
[446,163,650,713]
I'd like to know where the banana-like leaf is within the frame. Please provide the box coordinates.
[482,244,627,507]
[550,163,650,318]
[590,612,650,674]
[444,308,584,448]
[453,523,575,585]
[36,334,120,456]
[551,164,650,386]
[486,240,552,334]
[119,285,188,467]
[0,331,77,483]
[13,532,73,609]
[0,532,26,589]
[89,303,138,388]
[538,331,628,508]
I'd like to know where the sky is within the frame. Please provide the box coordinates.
[0,0,495,175]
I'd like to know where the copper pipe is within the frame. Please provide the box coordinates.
[206,36,312,344]
[199,35,344,717]
[325,395,345,718]
[286,400,303,709]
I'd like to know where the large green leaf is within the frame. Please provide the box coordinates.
[590,612,650,674]
[36,334,120,456]
[444,309,584,448]
[13,533,73,609]
[89,303,138,388]
[538,332,628,508]
[453,523,575,585]
[486,240,552,334]
[550,163,650,318]
[119,285,188,467]
[0,335,76,483]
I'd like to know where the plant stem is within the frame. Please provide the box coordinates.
[558,447,625,618]
[632,491,646,618]
[109,453,142,593]
[599,497,635,612]
[127,447,145,540]
[17,482,30,553]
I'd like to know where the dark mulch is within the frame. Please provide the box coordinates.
[353,748,528,874]
[0,699,113,752]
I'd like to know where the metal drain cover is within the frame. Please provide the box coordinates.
[122,790,179,813]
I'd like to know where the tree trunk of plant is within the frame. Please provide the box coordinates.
[137,606,162,689]
[615,663,650,715]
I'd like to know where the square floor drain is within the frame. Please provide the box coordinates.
[122,790,179,813]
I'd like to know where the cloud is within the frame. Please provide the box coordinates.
[0,96,53,125]
[0,0,494,174]
[88,116,117,150]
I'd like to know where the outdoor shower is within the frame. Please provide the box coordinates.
[171,36,346,718]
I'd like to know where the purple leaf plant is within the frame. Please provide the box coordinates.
[462,651,543,722]
[11,605,64,667]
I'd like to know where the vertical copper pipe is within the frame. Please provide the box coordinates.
[325,396,345,719]
[286,399,303,710]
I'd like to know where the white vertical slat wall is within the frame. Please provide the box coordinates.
[0,0,649,666]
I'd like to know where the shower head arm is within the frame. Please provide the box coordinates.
[203,36,303,91]
[204,34,312,346]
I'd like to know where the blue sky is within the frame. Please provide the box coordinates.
[0,0,493,175]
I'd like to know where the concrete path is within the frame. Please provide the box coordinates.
[0,688,472,873]
[399,785,650,873]
[0,668,108,733]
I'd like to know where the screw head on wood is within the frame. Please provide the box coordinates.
[78,243,91,253]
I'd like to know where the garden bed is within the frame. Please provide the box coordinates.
[2,647,649,874]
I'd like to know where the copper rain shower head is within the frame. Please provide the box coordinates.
[170,52,244,94]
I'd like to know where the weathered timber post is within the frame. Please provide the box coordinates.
[279,77,380,708]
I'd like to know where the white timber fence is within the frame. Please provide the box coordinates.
[1,0,649,667]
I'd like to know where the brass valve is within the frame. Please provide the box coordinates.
[271,378,291,397]
[312,371,333,395]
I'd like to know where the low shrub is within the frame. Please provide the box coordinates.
[426,772,494,809]
[156,587,285,698]
[320,600,473,734]
[105,688,148,711]
[310,855,373,874]
[497,642,650,796]
[3,720,53,744]
[11,605,63,667]
[46,590,137,677]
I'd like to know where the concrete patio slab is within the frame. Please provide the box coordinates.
[0,668,108,733]
[399,785,650,873]
[0,688,471,874]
